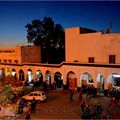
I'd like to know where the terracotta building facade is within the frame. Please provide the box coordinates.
[0,27,120,92]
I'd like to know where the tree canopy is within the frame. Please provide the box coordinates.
[25,17,65,64]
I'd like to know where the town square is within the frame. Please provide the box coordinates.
[0,1,120,119]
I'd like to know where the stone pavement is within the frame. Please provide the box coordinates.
[17,90,120,119]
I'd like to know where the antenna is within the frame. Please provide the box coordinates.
[109,22,112,33]
[106,22,112,33]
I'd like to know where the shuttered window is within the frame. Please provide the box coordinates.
[109,55,115,64]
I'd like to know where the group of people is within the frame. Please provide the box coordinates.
[18,97,37,120]
[110,87,120,103]
[18,84,112,120]
[81,101,103,119]
[25,97,37,120]
[86,86,97,99]
[69,85,97,102]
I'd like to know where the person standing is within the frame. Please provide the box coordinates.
[86,86,91,99]
[78,88,82,102]
[82,104,90,119]
[81,101,86,113]
[96,103,103,119]
[43,81,48,91]
[31,97,37,114]
[18,99,25,114]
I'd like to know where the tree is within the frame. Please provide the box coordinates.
[0,84,13,105]
[25,17,65,64]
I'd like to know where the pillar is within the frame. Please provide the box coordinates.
[51,74,54,84]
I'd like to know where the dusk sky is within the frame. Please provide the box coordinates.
[0,1,120,47]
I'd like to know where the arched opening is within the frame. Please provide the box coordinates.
[67,71,77,90]
[5,68,10,76]
[80,72,93,88]
[96,74,104,93]
[12,69,17,79]
[27,69,33,83]
[0,68,5,77]
[0,69,2,77]
[107,73,120,90]
[35,70,43,84]
[19,69,24,81]
[0,68,5,86]
[54,72,63,89]
[45,70,51,86]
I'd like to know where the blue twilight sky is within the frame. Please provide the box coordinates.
[0,1,120,47]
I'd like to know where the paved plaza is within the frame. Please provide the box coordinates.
[17,90,120,119]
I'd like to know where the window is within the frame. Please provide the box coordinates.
[109,55,115,64]
[8,60,12,63]
[3,59,7,63]
[34,93,38,96]
[74,60,78,62]
[88,57,94,63]
[14,60,18,63]
[29,93,33,96]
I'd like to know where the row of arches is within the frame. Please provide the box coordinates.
[0,68,120,91]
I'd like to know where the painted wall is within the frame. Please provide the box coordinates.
[65,27,120,64]
[0,45,41,64]
[0,46,22,63]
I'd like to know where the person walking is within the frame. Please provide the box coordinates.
[31,97,37,114]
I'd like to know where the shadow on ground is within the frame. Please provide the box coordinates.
[44,94,58,103]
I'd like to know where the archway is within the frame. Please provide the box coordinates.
[96,74,104,93]
[12,69,17,79]
[80,72,93,87]
[0,68,5,77]
[5,68,10,76]
[107,73,120,90]
[54,72,63,89]
[0,68,5,86]
[27,69,33,83]
[35,70,43,84]
[19,69,24,81]
[67,71,77,90]
[45,70,51,86]
[0,69,2,77]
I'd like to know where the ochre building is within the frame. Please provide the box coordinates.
[0,27,120,92]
